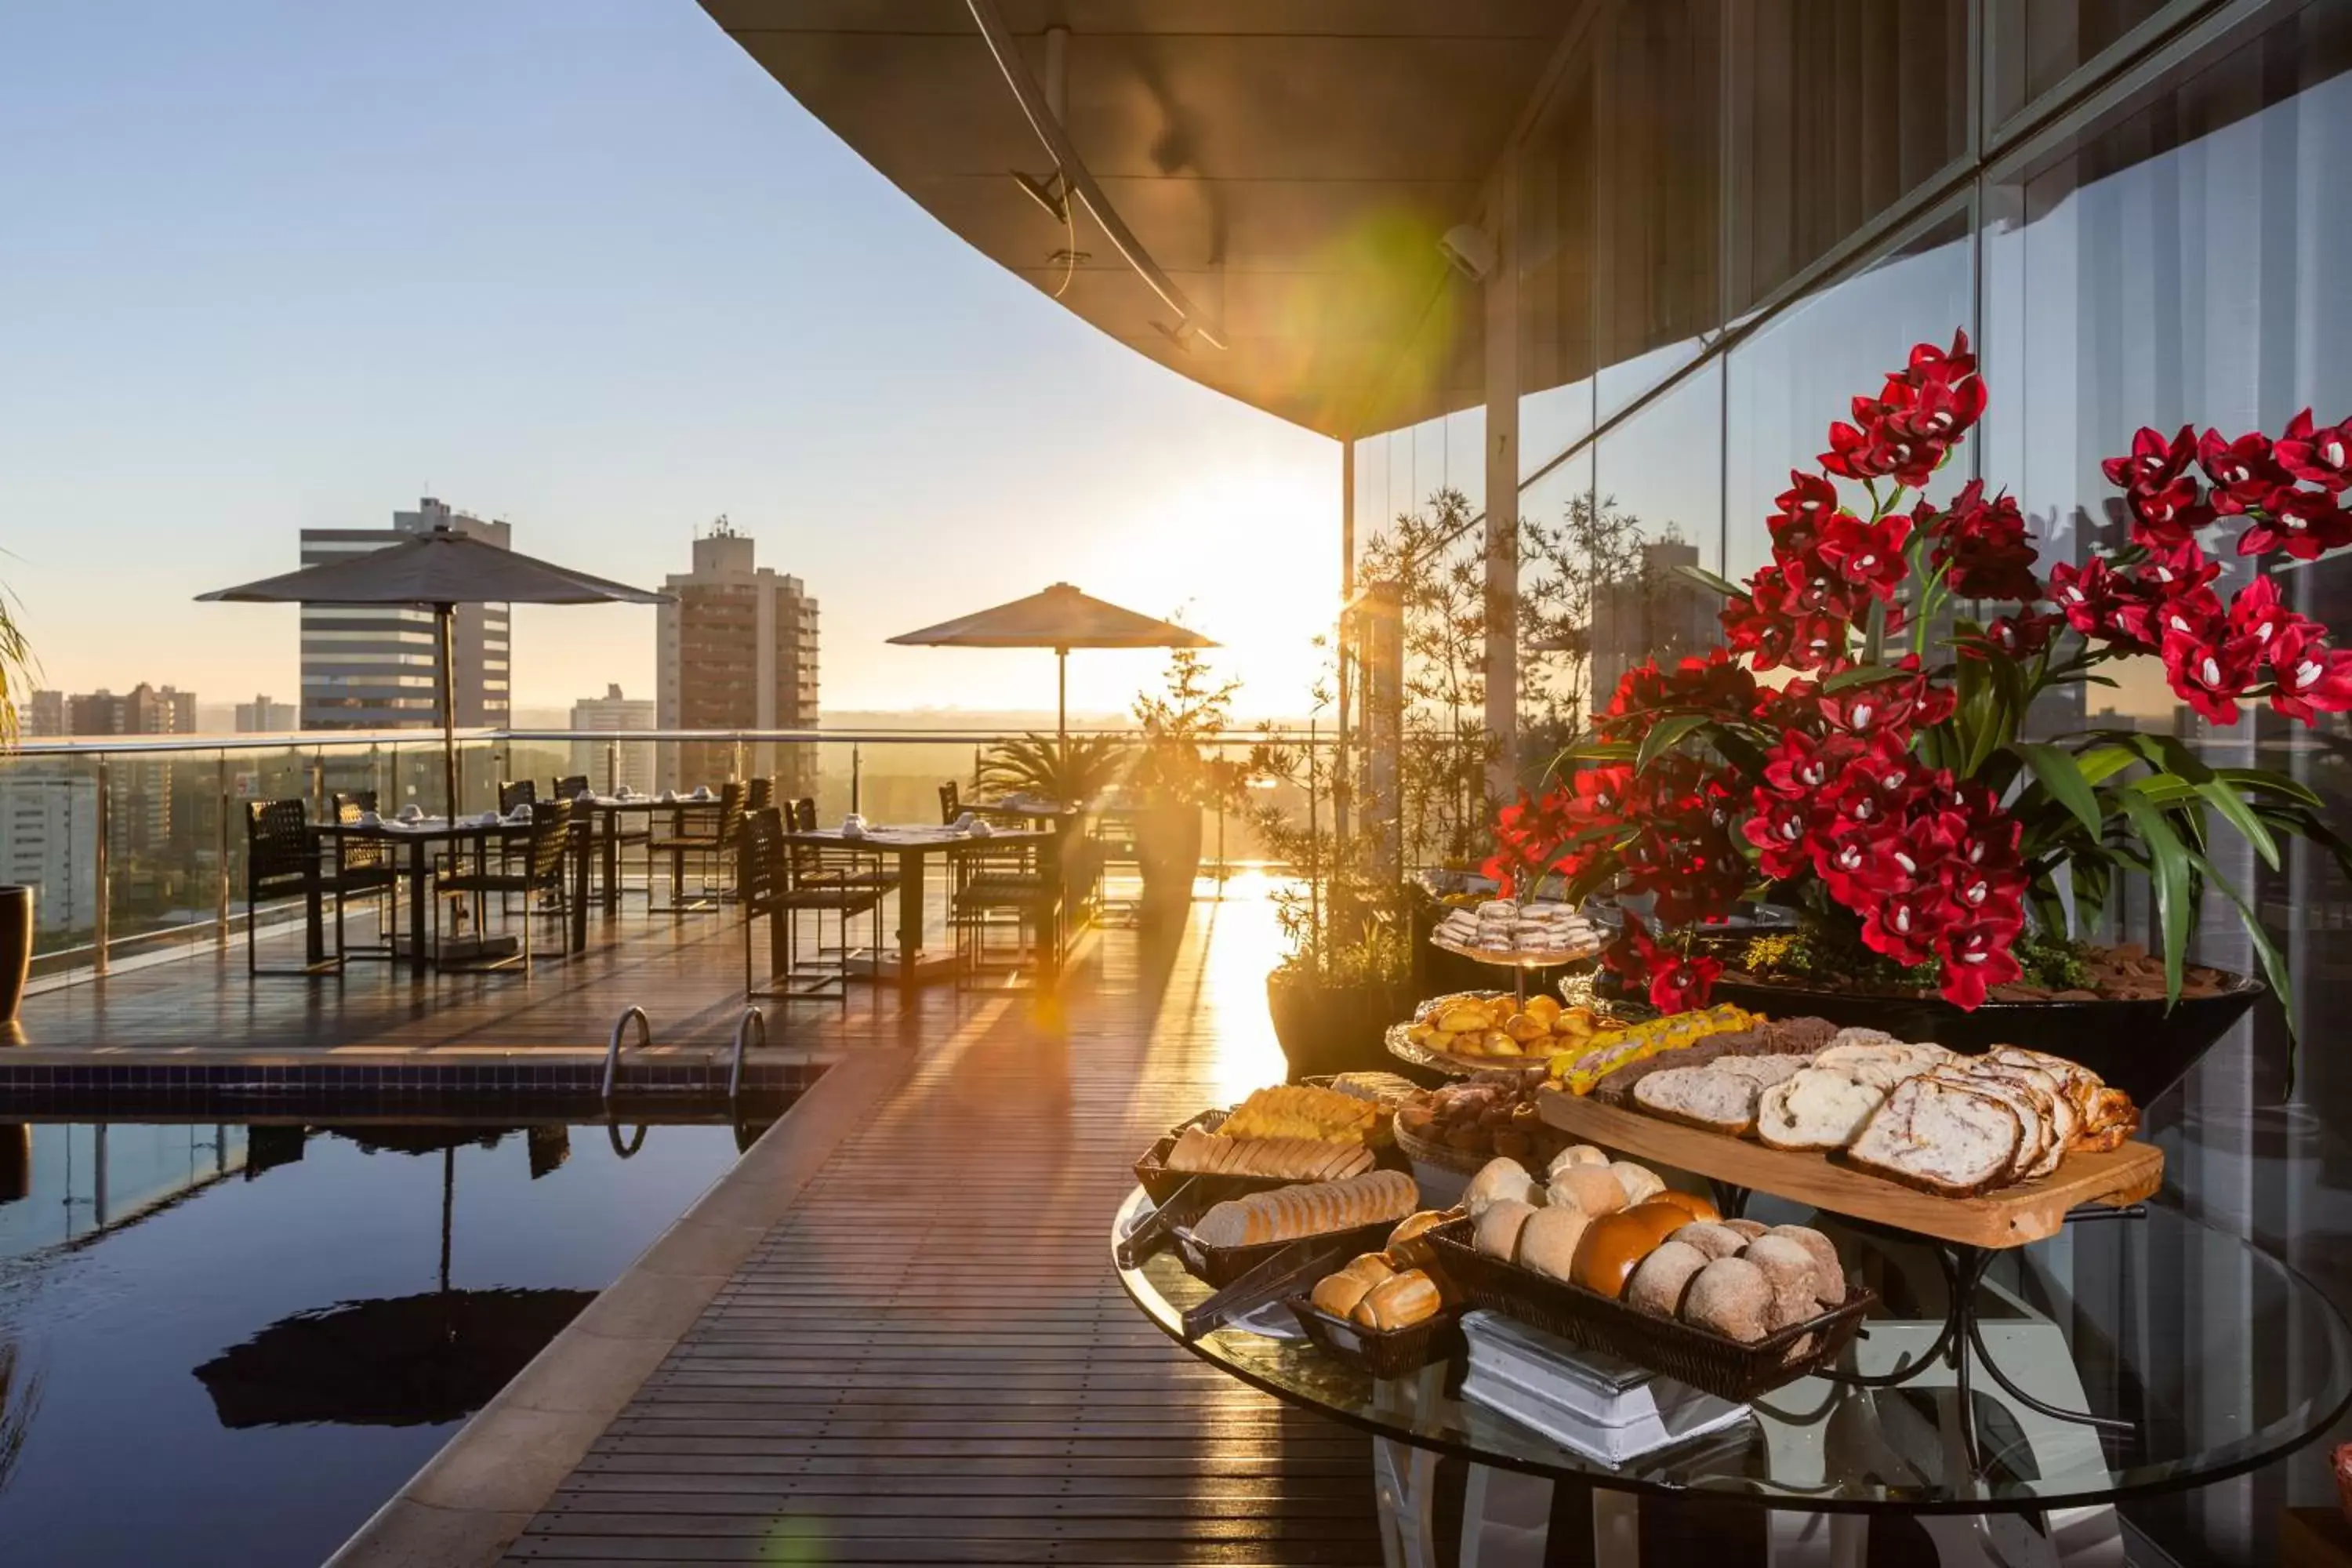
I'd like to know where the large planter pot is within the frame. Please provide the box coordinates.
[1134,804,1203,910]
[1702,971,2263,1109]
[1266,972,1435,1086]
[0,885,30,1025]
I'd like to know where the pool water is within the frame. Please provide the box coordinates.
[0,1115,764,1566]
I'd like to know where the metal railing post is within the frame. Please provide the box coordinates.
[851,743,862,815]
[606,738,619,796]
[93,753,111,977]
[215,753,230,950]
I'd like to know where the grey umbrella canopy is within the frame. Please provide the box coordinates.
[200,527,669,819]
[888,583,1214,742]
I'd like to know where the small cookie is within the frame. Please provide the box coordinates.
[1682,1256,1773,1343]
[1624,1239,1708,1317]
[1743,1235,1822,1330]
[1766,1225,1846,1306]
[1669,1221,1750,1261]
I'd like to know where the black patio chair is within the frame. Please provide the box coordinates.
[327,793,397,961]
[952,832,1062,990]
[244,798,394,977]
[433,798,573,973]
[649,781,743,913]
[790,797,901,894]
[746,776,776,816]
[740,806,883,1007]
[938,780,962,825]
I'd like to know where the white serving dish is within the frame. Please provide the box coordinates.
[1457,1310,1750,1465]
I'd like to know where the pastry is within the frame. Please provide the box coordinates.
[1167,1127,1376,1181]
[1766,1225,1845,1306]
[1546,1144,1610,1178]
[1743,1234,1823,1330]
[1218,1084,1381,1145]
[1670,1220,1750,1261]
[1755,1067,1887,1151]
[1354,1270,1444,1331]
[1384,1210,1451,1270]
[1473,1199,1538,1262]
[1846,1076,2024,1197]
[1647,1189,1721,1225]
[1609,1161,1667,1207]
[1624,1238,1709,1316]
[1466,1157,1541,1217]
[1190,1169,1418,1248]
[1515,1203,1594,1283]
[1682,1256,1773,1342]
[1634,1065,1764,1135]
[1548,1163,1628,1218]
[1569,1202,1690,1299]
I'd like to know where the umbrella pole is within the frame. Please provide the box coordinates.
[439,603,459,821]
[1057,645,1068,750]
[440,1145,455,1294]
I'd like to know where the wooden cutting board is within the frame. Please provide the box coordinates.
[1536,1087,2164,1249]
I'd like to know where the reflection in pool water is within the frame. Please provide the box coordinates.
[0,1114,770,1566]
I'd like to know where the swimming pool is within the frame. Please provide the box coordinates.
[0,1112,779,1566]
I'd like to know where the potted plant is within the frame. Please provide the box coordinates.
[1128,643,1243,911]
[1488,330,2352,1105]
[974,733,1133,808]
[0,600,32,1023]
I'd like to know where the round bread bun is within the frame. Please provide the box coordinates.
[1337,1253,1397,1289]
[1545,1144,1611,1179]
[1311,1269,1379,1319]
[1383,1210,1450,1270]
[1723,1218,1769,1241]
[1515,1203,1595,1283]
[1465,1157,1541,1218]
[1610,1160,1667,1207]
[1668,1220,1750,1261]
[1547,1164,1628,1218]
[1472,1199,1538,1262]
[1647,1189,1722,1225]
[1682,1256,1773,1342]
[1766,1225,1846,1306]
[1354,1270,1444,1331]
[1568,1201,1690,1300]
[1624,1238,1709,1317]
[1742,1235,1821,1330]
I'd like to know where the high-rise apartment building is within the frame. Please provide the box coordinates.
[24,691,66,737]
[655,521,818,793]
[0,768,98,933]
[568,684,658,797]
[234,695,299,733]
[300,497,512,730]
[31,683,198,856]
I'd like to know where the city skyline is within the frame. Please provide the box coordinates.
[0,2,1339,721]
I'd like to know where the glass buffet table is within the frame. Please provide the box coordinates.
[1113,1187,2352,1566]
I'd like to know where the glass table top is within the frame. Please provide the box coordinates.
[1114,1187,2352,1515]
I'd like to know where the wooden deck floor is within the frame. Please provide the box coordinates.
[499,888,1388,1566]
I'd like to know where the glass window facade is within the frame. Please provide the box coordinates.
[1341,3,2352,1554]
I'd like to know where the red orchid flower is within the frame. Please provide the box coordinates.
[1935,921,2025,1011]
[1769,472,1842,551]
[1815,509,1914,600]
[2125,476,2216,549]
[1980,609,2056,660]
[2226,574,2298,652]
[2276,409,2352,492]
[2237,488,2352,561]
[2101,424,2198,494]
[2049,556,2158,652]
[1928,482,2042,601]
[2161,615,2265,726]
[1859,883,1954,969]
[2266,622,2352,724]
[1742,791,1818,880]
[1605,916,1722,1013]
[2134,538,2220,598]
[2197,428,2292,516]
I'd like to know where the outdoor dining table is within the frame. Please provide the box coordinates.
[784,822,1054,993]
[310,815,592,977]
[1115,1188,2352,1568]
[568,793,724,913]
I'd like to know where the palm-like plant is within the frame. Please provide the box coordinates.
[975,733,1134,808]
[0,588,33,746]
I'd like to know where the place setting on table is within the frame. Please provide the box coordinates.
[780,811,1052,990]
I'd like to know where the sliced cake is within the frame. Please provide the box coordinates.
[1845,1076,2024,1197]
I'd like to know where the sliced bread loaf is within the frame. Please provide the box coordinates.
[1845,1076,2023,1197]
[1633,1066,1762,1136]
[1931,1065,2052,1182]
[1754,1067,1888,1151]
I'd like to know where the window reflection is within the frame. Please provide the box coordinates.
[1588,362,1726,704]
[1988,0,2178,125]
[1517,46,1595,474]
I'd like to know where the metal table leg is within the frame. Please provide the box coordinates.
[1461,1466,1557,1568]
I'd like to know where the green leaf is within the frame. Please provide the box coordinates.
[2116,787,2192,1006]
[2186,846,2297,1091]
[2194,780,2281,870]
[1635,713,1710,774]
[1820,663,1911,693]
[2074,745,2139,787]
[2215,767,2323,807]
[2012,742,2103,838]
[1671,563,1744,598]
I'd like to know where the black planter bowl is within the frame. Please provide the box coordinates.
[1265,975,1445,1087]
[1699,972,2265,1109]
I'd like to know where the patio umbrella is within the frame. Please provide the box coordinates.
[887,582,1214,744]
[198,527,670,820]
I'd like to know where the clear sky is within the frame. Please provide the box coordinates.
[0,2,1340,722]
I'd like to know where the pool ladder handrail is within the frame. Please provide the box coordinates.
[604,1005,650,1105]
[730,1007,766,1104]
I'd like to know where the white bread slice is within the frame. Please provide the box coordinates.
[1846,1076,2023,1197]
[1812,1040,1947,1091]
[1633,1066,1762,1136]
[1932,1065,2052,1181]
[1963,1060,2078,1168]
[1755,1068,1888,1151]
[1711,1054,1810,1090]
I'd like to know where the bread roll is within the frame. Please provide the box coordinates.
[1167,1127,1376,1181]
[1568,1202,1689,1299]
[1465,1157,1541,1217]
[1547,1164,1627,1218]
[1766,1225,1845,1306]
[1743,1235,1821,1330]
[1473,1199,1538,1262]
[1311,1270,1378,1319]
[1545,1144,1611,1178]
[1647,1189,1721,1225]
[1355,1270,1443,1331]
[1189,1169,1418,1249]
[1723,1218,1769,1241]
[1384,1210,1450,1270]
[1625,1238,1709,1317]
[1338,1252,1396,1289]
[1610,1161,1666,1207]
[1515,1203,1594,1283]
[1682,1256,1773,1342]
[1670,1220,1749,1261]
